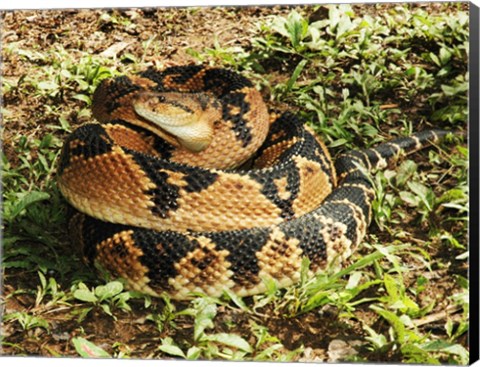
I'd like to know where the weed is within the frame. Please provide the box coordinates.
[157,297,252,360]
[71,337,112,358]
[156,296,302,361]
[3,311,49,332]
[145,293,178,333]
[71,281,135,321]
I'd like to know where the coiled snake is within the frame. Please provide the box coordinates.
[58,65,446,300]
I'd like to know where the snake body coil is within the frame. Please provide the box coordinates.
[58,65,446,300]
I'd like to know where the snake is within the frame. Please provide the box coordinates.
[57,65,447,300]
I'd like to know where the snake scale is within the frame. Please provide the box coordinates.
[57,65,446,300]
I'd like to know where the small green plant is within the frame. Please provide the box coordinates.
[145,293,178,333]
[367,303,469,365]
[34,271,72,308]
[446,287,469,342]
[71,281,134,321]
[72,337,112,358]
[399,181,437,223]
[357,248,469,365]
[158,297,252,360]
[156,296,302,361]
[3,311,49,331]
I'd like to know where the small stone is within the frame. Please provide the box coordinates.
[327,339,360,362]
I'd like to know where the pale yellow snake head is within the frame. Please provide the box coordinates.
[133,92,222,152]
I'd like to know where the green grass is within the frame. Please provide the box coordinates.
[1,4,469,363]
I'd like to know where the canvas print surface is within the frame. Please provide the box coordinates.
[0,2,474,364]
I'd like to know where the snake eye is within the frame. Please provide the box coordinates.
[157,95,166,103]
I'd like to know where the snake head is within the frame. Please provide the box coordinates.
[132,92,221,152]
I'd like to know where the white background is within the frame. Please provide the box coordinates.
[1,1,478,367]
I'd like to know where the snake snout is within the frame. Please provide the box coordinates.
[133,92,221,152]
